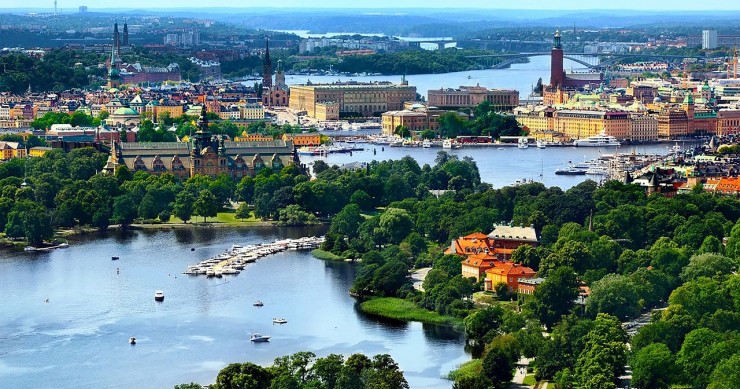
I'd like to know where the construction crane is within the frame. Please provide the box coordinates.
[729,48,738,80]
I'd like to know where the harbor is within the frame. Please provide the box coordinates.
[184,236,325,277]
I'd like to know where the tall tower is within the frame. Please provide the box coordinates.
[275,59,285,87]
[262,38,273,88]
[54,0,57,15]
[123,23,129,46]
[113,23,120,56]
[107,41,121,89]
[550,30,565,88]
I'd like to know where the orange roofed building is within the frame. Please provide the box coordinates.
[446,228,538,287]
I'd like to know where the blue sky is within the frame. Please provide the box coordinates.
[10,0,740,10]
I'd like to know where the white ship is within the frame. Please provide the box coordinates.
[517,137,529,149]
[573,133,620,147]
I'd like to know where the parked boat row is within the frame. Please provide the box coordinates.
[184,237,325,277]
[297,145,363,156]
[24,242,69,252]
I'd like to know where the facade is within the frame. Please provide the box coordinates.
[29,146,52,157]
[240,103,265,120]
[262,58,289,107]
[658,109,689,139]
[552,110,630,141]
[289,81,417,119]
[427,85,519,111]
[487,225,539,256]
[703,30,718,50]
[235,132,273,142]
[629,114,659,141]
[0,141,26,160]
[717,110,740,136]
[105,107,300,179]
[282,133,321,146]
[381,109,441,136]
[485,263,537,292]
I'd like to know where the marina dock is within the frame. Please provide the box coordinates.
[184,237,325,277]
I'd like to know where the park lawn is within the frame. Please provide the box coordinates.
[311,249,346,261]
[359,297,462,326]
[170,211,261,224]
[523,374,537,386]
[447,359,482,381]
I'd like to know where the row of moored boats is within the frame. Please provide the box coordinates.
[184,237,325,277]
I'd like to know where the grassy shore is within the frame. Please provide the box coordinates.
[311,249,346,261]
[359,297,462,327]
[447,359,482,381]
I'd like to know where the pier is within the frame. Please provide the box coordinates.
[184,237,325,277]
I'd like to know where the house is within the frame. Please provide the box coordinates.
[460,254,499,281]
[0,141,26,160]
[517,277,546,295]
[484,262,537,292]
[487,224,539,260]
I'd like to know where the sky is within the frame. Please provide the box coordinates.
[7,0,740,11]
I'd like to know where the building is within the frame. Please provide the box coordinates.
[485,262,537,292]
[0,141,26,160]
[517,277,545,296]
[240,103,265,120]
[487,225,539,255]
[263,56,289,108]
[381,107,442,136]
[235,132,273,142]
[629,114,659,141]
[282,133,321,146]
[552,110,630,141]
[718,110,740,136]
[262,39,273,89]
[544,30,603,105]
[105,107,301,179]
[105,107,141,128]
[289,81,417,119]
[703,30,718,50]
[427,85,519,111]
[29,146,52,157]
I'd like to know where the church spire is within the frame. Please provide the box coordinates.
[262,37,273,88]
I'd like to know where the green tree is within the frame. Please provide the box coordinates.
[173,191,195,223]
[529,266,580,329]
[374,208,414,245]
[631,343,676,389]
[193,189,218,223]
[586,274,640,321]
[699,235,725,255]
[235,202,251,220]
[4,200,53,246]
[708,354,740,389]
[277,204,319,226]
[680,253,738,282]
[112,195,137,226]
[482,335,518,388]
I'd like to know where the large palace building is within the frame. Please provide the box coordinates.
[427,85,519,111]
[289,80,417,120]
[105,107,300,179]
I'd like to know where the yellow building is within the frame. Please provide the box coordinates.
[381,108,442,137]
[427,85,519,111]
[282,133,321,146]
[553,110,630,140]
[240,103,265,120]
[657,110,689,139]
[514,107,556,134]
[289,81,417,119]
[0,141,27,160]
[29,146,52,157]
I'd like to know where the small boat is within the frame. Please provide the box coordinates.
[24,246,38,252]
[58,243,69,248]
[273,318,288,324]
[517,137,529,149]
[250,333,271,342]
[129,337,136,345]
[154,290,165,301]
[190,248,195,251]
[422,139,432,148]
[536,140,546,149]
[111,256,119,260]
[442,139,453,149]
[253,301,264,307]
[206,269,215,277]
[497,147,505,150]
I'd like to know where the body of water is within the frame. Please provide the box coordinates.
[0,227,467,388]
[302,143,678,190]
[284,55,586,98]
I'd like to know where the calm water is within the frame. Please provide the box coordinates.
[302,144,676,190]
[0,227,467,389]
[284,55,585,97]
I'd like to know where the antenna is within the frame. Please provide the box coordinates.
[54,0,57,15]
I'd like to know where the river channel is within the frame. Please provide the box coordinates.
[0,227,467,388]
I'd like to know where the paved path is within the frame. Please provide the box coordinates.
[510,358,533,388]
[411,267,432,291]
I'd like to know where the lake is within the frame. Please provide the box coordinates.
[0,227,467,389]
[301,143,677,190]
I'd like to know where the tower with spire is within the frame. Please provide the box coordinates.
[107,30,122,89]
[262,38,273,88]
[114,23,121,56]
[123,22,129,46]
[275,59,285,87]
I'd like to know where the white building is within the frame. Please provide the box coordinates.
[703,30,718,50]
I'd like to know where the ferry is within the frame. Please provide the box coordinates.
[555,168,587,175]
[573,133,621,147]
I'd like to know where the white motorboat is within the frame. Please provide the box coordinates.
[272,318,288,324]
[250,333,271,342]
[442,139,453,149]
[422,139,432,148]
[154,290,165,302]
[129,336,136,345]
[517,137,529,149]
[586,165,609,175]
[573,132,620,147]
[536,140,546,149]
[253,300,264,307]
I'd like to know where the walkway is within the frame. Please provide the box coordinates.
[510,358,534,389]
[411,267,432,291]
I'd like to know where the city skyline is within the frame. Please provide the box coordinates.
[6,0,740,11]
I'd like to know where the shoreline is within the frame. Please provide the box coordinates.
[358,297,463,328]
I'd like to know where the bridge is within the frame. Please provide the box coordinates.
[465,52,710,70]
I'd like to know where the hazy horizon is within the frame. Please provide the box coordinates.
[6,0,740,11]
